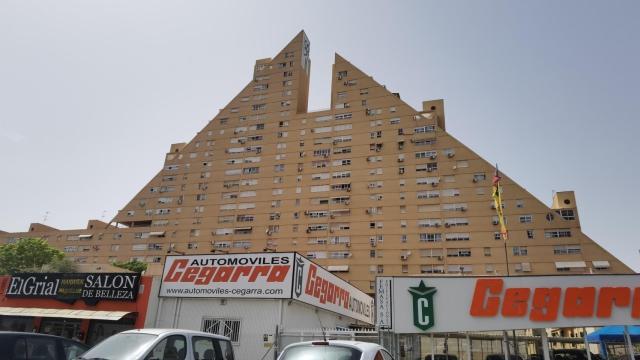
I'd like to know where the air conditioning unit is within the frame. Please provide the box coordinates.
[492,220,499,225]
[344,200,351,205]
[452,165,458,170]
[444,223,451,228]
[401,255,408,261]
[473,178,478,183]
[306,228,311,233]
[397,158,404,163]
[345,243,351,248]
[448,153,455,158]
[238,139,246,144]
[430,155,437,160]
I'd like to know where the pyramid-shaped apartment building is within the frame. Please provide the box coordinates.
[2,32,632,292]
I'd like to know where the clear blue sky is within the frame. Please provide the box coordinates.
[1,0,638,271]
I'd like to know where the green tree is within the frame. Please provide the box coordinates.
[40,257,78,273]
[0,237,65,274]
[112,259,147,273]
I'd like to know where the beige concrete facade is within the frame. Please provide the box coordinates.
[2,31,633,292]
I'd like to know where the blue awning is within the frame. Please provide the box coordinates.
[586,326,640,343]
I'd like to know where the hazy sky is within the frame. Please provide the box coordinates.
[1,1,638,271]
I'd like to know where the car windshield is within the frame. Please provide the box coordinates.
[280,344,362,360]
[79,333,158,360]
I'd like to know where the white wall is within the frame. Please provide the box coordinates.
[150,297,359,360]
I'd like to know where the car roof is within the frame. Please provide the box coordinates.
[283,340,383,352]
[120,328,230,340]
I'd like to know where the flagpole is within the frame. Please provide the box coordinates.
[503,237,510,276]
[493,164,510,277]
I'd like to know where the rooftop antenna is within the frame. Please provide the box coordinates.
[43,211,50,223]
[101,210,107,220]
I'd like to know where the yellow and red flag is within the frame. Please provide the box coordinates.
[492,165,508,240]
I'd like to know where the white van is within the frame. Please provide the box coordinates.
[78,328,234,360]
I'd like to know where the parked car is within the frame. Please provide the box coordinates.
[529,350,601,360]
[78,328,234,360]
[0,331,89,360]
[277,340,394,360]
[486,354,524,360]
[425,355,459,360]
[553,349,600,360]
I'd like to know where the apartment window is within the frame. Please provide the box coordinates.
[445,233,470,241]
[513,246,528,256]
[414,138,437,146]
[516,199,524,208]
[236,214,254,222]
[545,229,572,238]
[484,247,492,256]
[252,104,266,111]
[473,173,487,182]
[335,113,352,120]
[243,167,259,174]
[416,151,437,159]
[414,125,436,133]
[416,162,438,172]
[419,233,442,242]
[519,215,533,224]
[274,164,285,172]
[559,209,576,220]
[377,265,384,274]
[527,230,535,239]
[333,146,351,154]
[421,265,445,274]
[553,245,582,255]
[514,262,532,273]
[494,232,502,240]
[447,248,471,257]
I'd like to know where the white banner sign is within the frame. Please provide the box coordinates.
[378,275,640,333]
[160,253,294,299]
[292,254,375,324]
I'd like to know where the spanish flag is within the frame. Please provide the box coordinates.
[492,165,508,240]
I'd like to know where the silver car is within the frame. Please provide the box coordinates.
[278,340,394,360]
[78,328,234,360]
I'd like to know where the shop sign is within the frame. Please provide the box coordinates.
[377,275,640,333]
[292,254,374,324]
[4,273,140,304]
[159,253,294,299]
[159,252,376,324]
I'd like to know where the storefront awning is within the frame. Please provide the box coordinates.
[0,307,133,321]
